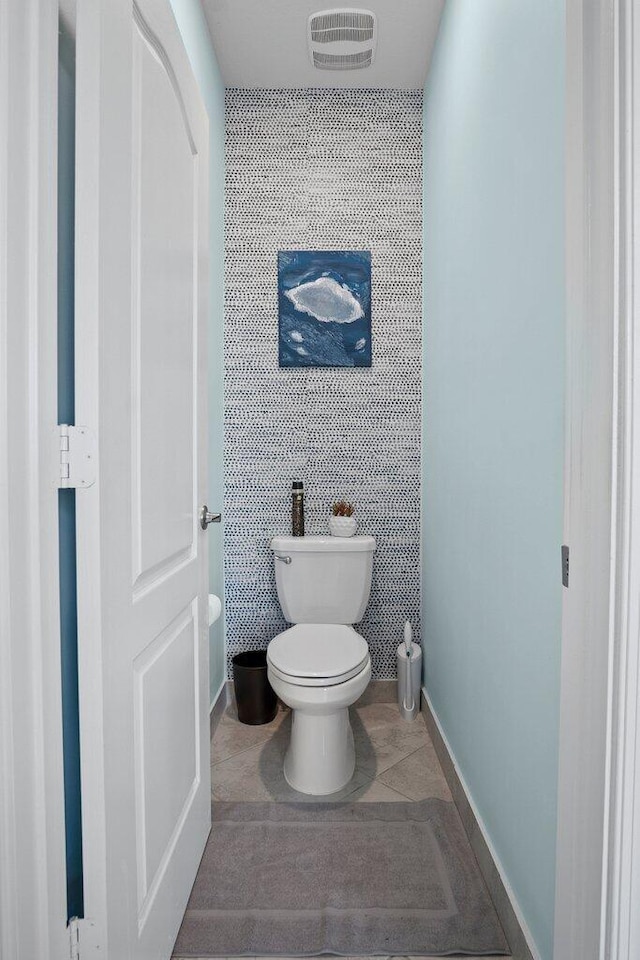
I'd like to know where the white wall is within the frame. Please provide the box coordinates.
[422,2,565,957]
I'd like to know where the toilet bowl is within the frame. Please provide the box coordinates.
[268,535,376,796]
[267,623,372,794]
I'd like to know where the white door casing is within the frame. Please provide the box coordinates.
[0,2,69,958]
[74,1,210,956]
[602,0,640,956]
[555,0,620,957]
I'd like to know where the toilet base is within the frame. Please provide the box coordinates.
[267,658,371,797]
[284,708,355,795]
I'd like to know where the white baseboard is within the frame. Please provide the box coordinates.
[209,677,226,716]
[422,686,542,960]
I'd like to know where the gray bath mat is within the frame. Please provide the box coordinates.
[173,799,509,957]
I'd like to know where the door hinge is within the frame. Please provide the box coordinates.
[68,917,99,960]
[562,544,570,588]
[68,917,80,960]
[58,425,96,489]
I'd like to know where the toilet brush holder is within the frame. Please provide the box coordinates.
[396,641,422,722]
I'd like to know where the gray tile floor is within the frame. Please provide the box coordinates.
[211,700,452,803]
[172,700,508,959]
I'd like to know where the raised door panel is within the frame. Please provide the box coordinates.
[134,601,200,927]
[132,16,198,595]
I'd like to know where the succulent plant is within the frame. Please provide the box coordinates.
[331,500,355,517]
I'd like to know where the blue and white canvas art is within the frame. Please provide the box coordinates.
[278,250,372,367]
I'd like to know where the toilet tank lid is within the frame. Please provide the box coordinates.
[270,535,376,553]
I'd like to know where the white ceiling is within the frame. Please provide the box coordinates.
[201,0,445,89]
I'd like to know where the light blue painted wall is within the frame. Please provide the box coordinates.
[169,0,226,704]
[422,3,564,957]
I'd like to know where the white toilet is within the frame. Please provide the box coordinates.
[267,534,376,796]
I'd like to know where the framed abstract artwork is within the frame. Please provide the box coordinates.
[278,250,372,367]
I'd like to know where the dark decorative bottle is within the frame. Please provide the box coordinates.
[292,481,304,537]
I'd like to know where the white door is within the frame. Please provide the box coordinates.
[74,1,210,957]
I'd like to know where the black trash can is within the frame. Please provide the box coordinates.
[232,650,278,725]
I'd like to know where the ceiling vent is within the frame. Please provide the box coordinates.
[308,9,377,71]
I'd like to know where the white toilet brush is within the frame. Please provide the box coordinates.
[403,621,414,714]
[397,620,422,721]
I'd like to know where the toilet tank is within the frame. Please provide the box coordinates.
[270,535,376,624]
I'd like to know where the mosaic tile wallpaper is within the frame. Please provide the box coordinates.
[224,89,423,679]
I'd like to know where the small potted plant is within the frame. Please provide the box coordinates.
[330,500,357,538]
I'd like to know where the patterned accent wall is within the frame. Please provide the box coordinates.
[224,89,422,679]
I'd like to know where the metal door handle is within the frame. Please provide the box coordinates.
[275,555,291,564]
[200,505,221,530]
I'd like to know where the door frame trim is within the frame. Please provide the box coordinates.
[0,2,68,959]
[555,1,640,958]
[601,1,640,955]
[554,0,616,954]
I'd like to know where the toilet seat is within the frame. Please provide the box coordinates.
[267,623,369,687]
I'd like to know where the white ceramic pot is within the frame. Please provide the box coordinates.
[329,515,357,538]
